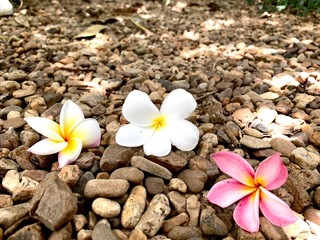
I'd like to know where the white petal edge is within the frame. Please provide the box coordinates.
[116,124,154,147]
[58,138,82,168]
[167,119,199,151]
[143,129,171,156]
[122,90,160,126]
[160,89,197,120]
[68,118,101,148]
[24,117,65,142]
[28,139,68,155]
[60,100,85,139]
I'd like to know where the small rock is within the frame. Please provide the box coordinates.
[167,191,186,213]
[270,138,297,157]
[20,130,40,147]
[200,207,228,236]
[121,186,147,229]
[186,195,200,227]
[148,152,187,171]
[7,223,45,240]
[110,167,144,184]
[48,222,72,240]
[290,148,319,170]
[84,179,130,198]
[167,226,202,240]
[168,178,187,193]
[0,194,12,208]
[2,170,21,193]
[0,159,19,176]
[8,145,36,170]
[282,216,311,239]
[304,208,320,225]
[240,135,271,149]
[58,165,81,187]
[259,217,288,239]
[162,212,189,233]
[6,70,28,81]
[256,106,277,125]
[77,229,92,240]
[232,108,255,123]
[92,219,118,240]
[29,172,77,231]
[74,171,95,196]
[128,229,147,240]
[0,133,19,150]
[0,202,30,229]
[290,168,320,191]
[92,198,121,218]
[178,170,207,193]
[74,214,88,232]
[236,227,265,239]
[131,156,172,180]
[135,194,171,237]
[75,152,95,170]
[145,177,164,195]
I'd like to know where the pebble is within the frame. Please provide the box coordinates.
[259,217,288,239]
[92,198,121,218]
[240,135,271,149]
[84,179,130,198]
[167,191,186,213]
[0,194,13,208]
[162,212,189,233]
[29,172,77,231]
[49,222,72,240]
[74,152,95,170]
[290,168,320,191]
[270,137,297,157]
[200,207,228,236]
[135,194,171,237]
[186,195,200,227]
[178,170,207,193]
[167,226,202,240]
[282,216,311,239]
[109,166,144,184]
[121,186,147,229]
[20,130,40,147]
[74,214,88,232]
[58,165,81,187]
[2,170,21,193]
[131,156,172,180]
[0,133,19,150]
[290,147,319,170]
[148,152,187,171]
[128,229,147,240]
[168,178,187,193]
[6,70,28,81]
[77,229,92,240]
[7,223,45,240]
[92,219,118,240]
[8,145,36,170]
[3,117,26,129]
[0,158,19,176]
[304,208,320,226]
[236,227,265,239]
[145,177,165,195]
[0,202,31,229]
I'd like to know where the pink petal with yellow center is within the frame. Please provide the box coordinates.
[255,153,288,190]
[68,119,101,148]
[58,138,82,168]
[27,138,68,155]
[60,100,85,139]
[259,187,297,227]
[212,151,255,187]
[24,117,64,142]
[207,179,257,208]
[234,189,260,233]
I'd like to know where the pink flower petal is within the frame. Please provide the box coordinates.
[68,119,101,148]
[58,138,82,168]
[212,151,255,187]
[207,179,256,208]
[234,189,260,233]
[259,187,297,227]
[24,117,64,142]
[60,100,85,139]
[255,153,288,190]
[27,138,68,155]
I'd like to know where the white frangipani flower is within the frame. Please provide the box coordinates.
[116,89,199,156]
[24,100,101,168]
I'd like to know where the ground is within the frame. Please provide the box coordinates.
[1,0,320,239]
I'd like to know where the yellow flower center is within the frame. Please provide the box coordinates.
[151,115,167,131]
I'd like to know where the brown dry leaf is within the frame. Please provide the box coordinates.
[74,24,108,39]
[14,15,30,28]
[129,16,154,36]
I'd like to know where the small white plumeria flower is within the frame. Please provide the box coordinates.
[116,89,199,156]
[24,100,101,168]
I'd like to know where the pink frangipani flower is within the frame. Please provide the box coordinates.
[24,100,101,168]
[207,151,297,233]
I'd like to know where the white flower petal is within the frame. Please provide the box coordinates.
[167,119,199,151]
[58,138,82,168]
[28,139,68,155]
[160,89,197,120]
[24,117,65,142]
[60,100,85,139]
[69,119,101,148]
[116,124,154,147]
[143,129,171,156]
[122,90,160,126]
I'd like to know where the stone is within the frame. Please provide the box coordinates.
[145,177,164,195]
[270,138,297,157]
[74,214,88,232]
[7,223,45,240]
[0,202,30,229]
[240,135,271,149]
[58,165,81,187]
[12,185,37,202]
[122,186,147,229]
[243,127,264,138]
[236,227,265,239]
[186,195,200,227]
[2,170,21,193]
[128,229,147,240]
[21,170,48,182]
[92,198,121,218]
[3,117,26,129]
[232,108,255,123]
[0,194,12,208]
[304,208,320,225]
[109,167,144,184]
[75,152,95,170]
[100,144,137,172]
[167,226,202,240]
[29,172,77,231]
[73,171,95,196]
[92,219,118,240]
[290,147,319,170]
[6,70,28,81]
[20,130,40,147]
[162,212,189,233]
[200,207,228,236]
[256,106,277,125]
[0,159,19,176]
[178,170,207,193]
[168,178,187,193]
[0,133,19,150]
[167,191,186,213]
[84,179,129,198]
[148,152,187,171]
[8,145,36,170]
[314,186,320,208]
[77,229,92,240]
[48,222,72,240]
[259,217,288,240]
[135,194,171,237]
[131,156,172,180]
[290,168,320,190]
[282,216,311,239]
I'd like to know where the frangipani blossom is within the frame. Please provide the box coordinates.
[116,89,199,156]
[207,151,297,233]
[25,100,101,168]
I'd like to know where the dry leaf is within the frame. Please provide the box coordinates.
[14,15,30,28]
[74,24,108,39]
